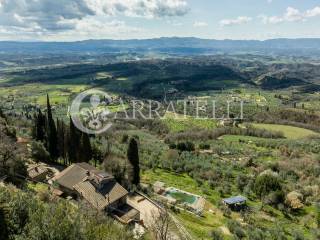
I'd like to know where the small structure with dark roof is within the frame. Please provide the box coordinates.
[27,165,49,182]
[223,196,247,211]
[153,181,165,194]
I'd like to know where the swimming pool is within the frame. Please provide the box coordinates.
[165,188,198,204]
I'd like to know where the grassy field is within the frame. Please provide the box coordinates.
[142,168,315,240]
[253,123,319,139]
[0,83,89,105]
[142,169,230,239]
[175,210,232,240]
[162,112,217,133]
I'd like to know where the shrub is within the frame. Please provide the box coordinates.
[210,229,224,240]
[169,143,177,149]
[292,230,305,240]
[176,142,195,152]
[227,220,246,239]
[254,171,282,199]
[247,228,267,240]
[285,191,304,210]
[31,141,50,163]
[264,190,285,206]
[121,134,129,143]
[199,143,210,150]
[237,174,251,192]
[185,142,195,151]
[316,203,320,228]
[219,203,231,218]
[0,186,133,240]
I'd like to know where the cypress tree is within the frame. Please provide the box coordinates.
[68,117,80,163]
[127,138,140,185]
[79,133,92,163]
[36,109,46,142]
[63,123,70,165]
[46,94,58,161]
[31,112,37,140]
[57,119,66,163]
[32,109,46,142]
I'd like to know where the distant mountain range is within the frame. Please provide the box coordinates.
[1,37,320,55]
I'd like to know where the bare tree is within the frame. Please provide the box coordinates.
[151,207,172,240]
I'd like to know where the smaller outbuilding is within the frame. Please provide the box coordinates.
[27,165,49,182]
[222,196,247,211]
[153,181,166,194]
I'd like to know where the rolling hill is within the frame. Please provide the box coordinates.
[1,37,320,55]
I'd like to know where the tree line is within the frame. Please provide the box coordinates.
[32,95,92,165]
[31,95,141,186]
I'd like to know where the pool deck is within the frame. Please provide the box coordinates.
[162,187,205,214]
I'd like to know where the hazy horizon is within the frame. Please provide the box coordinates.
[1,0,320,41]
[2,36,320,43]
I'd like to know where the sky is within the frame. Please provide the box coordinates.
[0,0,320,41]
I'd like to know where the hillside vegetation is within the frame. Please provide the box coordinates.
[253,123,319,139]
[1,53,320,239]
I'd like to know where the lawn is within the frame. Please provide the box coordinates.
[142,169,231,239]
[253,123,319,139]
[142,169,222,204]
[174,210,231,240]
[162,111,217,133]
[142,169,204,196]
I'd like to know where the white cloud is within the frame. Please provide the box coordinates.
[220,16,252,27]
[53,18,143,41]
[85,0,189,18]
[0,17,144,41]
[285,7,304,21]
[193,21,208,27]
[306,6,320,17]
[261,6,320,24]
[0,0,189,37]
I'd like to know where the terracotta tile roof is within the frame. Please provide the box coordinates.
[74,181,108,210]
[52,163,96,189]
[52,163,128,210]
[27,165,48,179]
[74,180,128,210]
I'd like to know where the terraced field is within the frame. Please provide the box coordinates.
[253,123,319,139]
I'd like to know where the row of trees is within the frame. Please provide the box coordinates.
[32,95,92,165]
[252,108,320,132]
[31,95,141,187]
[165,126,284,143]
